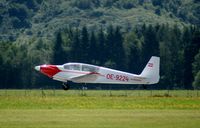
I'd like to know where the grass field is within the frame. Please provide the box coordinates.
[0,90,200,128]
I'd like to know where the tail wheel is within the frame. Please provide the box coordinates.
[62,83,70,90]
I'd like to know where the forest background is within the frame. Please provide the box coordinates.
[0,0,200,90]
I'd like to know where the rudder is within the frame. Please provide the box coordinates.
[140,56,160,84]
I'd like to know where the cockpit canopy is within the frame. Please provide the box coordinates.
[64,64,80,71]
[63,63,99,72]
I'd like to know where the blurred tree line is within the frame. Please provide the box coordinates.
[0,24,200,90]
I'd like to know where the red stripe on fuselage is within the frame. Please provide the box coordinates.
[62,70,105,77]
[40,65,105,78]
[40,65,61,78]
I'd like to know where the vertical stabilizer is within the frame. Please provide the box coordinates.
[140,56,160,84]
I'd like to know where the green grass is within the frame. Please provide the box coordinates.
[0,90,200,109]
[0,109,200,128]
[1,95,200,109]
[1,89,200,97]
[0,90,200,128]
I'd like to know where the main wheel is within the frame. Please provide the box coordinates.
[62,83,70,90]
[142,85,147,89]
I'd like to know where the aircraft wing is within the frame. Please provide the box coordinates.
[69,72,100,83]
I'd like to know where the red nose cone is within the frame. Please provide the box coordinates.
[40,65,61,78]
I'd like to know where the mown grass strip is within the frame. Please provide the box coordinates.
[0,95,200,109]
[0,109,200,128]
[0,90,200,97]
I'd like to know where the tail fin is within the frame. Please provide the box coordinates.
[140,56,160,84]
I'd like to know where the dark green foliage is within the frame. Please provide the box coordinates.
[25,0,38,11]
[71,29,81,62]
[97,27,106,65]
[106,25,115,65]
[0,24,200,89]
[142,24,159,65]
[193,50,200,77]
[80,26,90,63]
[192,50,200,90]
[1,0,200,89]
[138,0,145,5]
[8,4,29,20]
[53,32,66,64]
[73,0,93,9]
[89,11,103,17]
[89,31,98,64]
[122,1,135,9]
[0,15,2,26]
[184,27,200,89]
[124,32,142,74]
[193,71,200,89]
[12,18,31,28]
[155,8,161,15]
[170,25,184,88]
[1,0,200,43]
[113,27,126,70]
[152,0,162,6]
[194,0,200,3]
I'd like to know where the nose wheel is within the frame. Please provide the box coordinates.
[62,83,70,90]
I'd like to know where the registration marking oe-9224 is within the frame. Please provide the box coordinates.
[106,74,129,82]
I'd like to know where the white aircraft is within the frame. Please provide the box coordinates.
[35,56,160,90]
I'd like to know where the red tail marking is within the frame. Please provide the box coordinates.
[148,63,153,67]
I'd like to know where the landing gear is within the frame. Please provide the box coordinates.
[142,85,147,89]
[62,83,70,90]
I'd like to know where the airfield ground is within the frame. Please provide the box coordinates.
[0,90,200,128]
